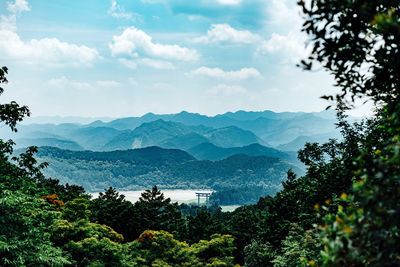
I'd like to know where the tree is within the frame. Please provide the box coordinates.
[127,230,237,266]
[186,208,227,244]
[299,0,400,107]
[0,189,70,266]
[190,233,236,266]
[244,240,275,267]
[65,237,131,267]
[0,67,71,266]
[226,205,263,264]
[0,66,30,132]
[299,0,400,265]
[51,197,126,266]
[133,186,187,239]
[127,230,194,266]
[272,224,320,267]
[90,187,137,241]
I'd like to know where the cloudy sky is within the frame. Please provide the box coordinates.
[0,0,341,118]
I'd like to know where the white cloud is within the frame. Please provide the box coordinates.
[48,77,121,90]
[267,0,302,30]
[110,27,200,66]
[48,77,94,91]
[0,14,17,31]
[256,0,308,63]
[206,84,247,96]
[7,0,30,14]
[108,0,135,20]
[0,30,99,66]
[0,2,99,67]
[194,24,260,44]
[258,31,308,61]
[191,67,261,80]
[191,8,306,63]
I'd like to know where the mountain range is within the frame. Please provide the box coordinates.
[1,110,341,153]
[188,143,296,162]
[5,109,344,204]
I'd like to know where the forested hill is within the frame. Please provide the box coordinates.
[188,142,296,161]
[36,146,195,166]
[35,146,301,194]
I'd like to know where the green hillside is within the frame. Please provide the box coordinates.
[35,146,300,196]
[188,142,295,161]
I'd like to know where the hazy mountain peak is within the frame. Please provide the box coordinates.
[10,109,340,155]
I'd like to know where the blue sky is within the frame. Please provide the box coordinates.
[0,0,344,117]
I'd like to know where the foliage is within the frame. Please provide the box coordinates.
[272,224,320,267]
[65,237,130,267]
[186,208,228,244]
[243,240,275,267]
[133,186,187,240]
[299,0,399,106]
[316,108,400,266]
[128,230,193,266]
[0,189,70,266]
[299,0,400,265]
[210,184,277,205]
[191,233,236,266]
[128,230,237,267]
[90,187,137,241]
[0,66,30,132]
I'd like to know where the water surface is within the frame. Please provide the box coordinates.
[91,189,239,211]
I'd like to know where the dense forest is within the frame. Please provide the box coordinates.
[1,0,399,266]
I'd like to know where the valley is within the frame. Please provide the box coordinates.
[8,110,337,205]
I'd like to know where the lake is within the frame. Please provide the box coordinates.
[91,189,240,212]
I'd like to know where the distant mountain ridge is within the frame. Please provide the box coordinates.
[85,110,340,148]
[188,143,295,162]
[101,120,264,151]
[160,133,210,150]
[0,110,341,152]
[87,109,337,130]
[276,132,343,151]
[85,110,336,138]
[15,138,84,151]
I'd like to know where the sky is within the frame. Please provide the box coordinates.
[0,0,351,118]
